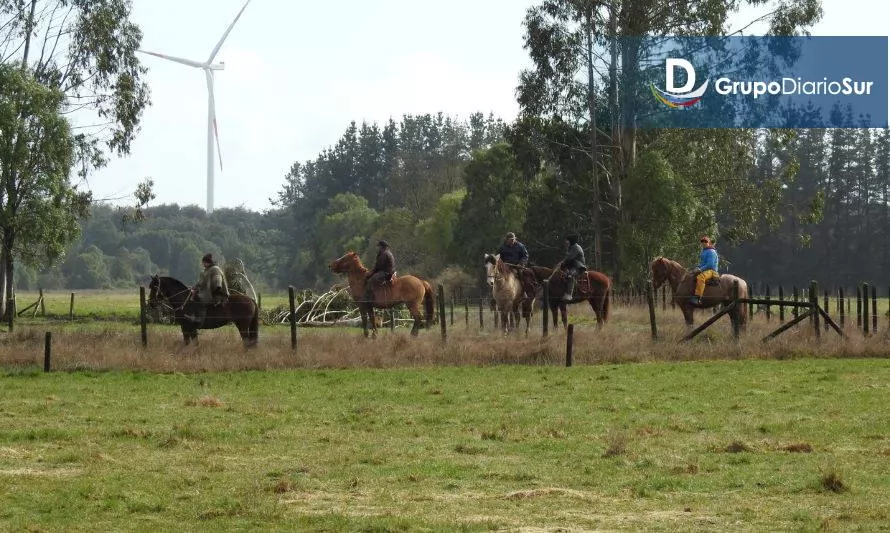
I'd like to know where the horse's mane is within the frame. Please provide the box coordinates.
[346,251,368,271]
[650,256,684,270]
[157,275,189,292]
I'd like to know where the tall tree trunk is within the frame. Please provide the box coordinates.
[585,9,602,273]
[0,0,37,321]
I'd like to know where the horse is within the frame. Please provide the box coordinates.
[483,254,533,335]
[328,251,435,337]
[524,264,611,330]
[649,256,749,331]
[147,275,259,347]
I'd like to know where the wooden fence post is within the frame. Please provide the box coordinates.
[732,280,741,340]
[646,281,657,340]
[542,280,550,338]
[810,281,820,339]
[288,286,297,349]
[856,285,862,329]
[465,297,469,329]
[863,283,870,336]
[838,287,845,328]
[565,324,574,367]
[478,297,484,330]
[44,332,52,373]
[778,286,784,322]
[871,285,877,333]
[438,285,447,342]
[39,288,46,316]
[139,286,148,347]
[823,289,830,331]
[765,285,771,322]
[6,297,13,332]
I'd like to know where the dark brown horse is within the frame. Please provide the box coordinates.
[649,256,749,330]
[328,251,435,337]
[524,265,611,330]
[147,275,259,347]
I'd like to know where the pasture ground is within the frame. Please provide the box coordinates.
[1,291,888,530]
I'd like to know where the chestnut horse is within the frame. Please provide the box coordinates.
[649,256,749,330]
[329,251,435,337]
[483,254,533,335]
[524,265,611,330]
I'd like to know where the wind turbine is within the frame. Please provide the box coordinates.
[138,0,252,215]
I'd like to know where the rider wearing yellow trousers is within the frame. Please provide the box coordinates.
[692,236,719,304]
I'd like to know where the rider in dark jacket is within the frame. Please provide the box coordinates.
[364,240,395,303]
[560,235,587,301]
[497,232,529,268]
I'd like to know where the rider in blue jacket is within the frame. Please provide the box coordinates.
[692,236,719,304]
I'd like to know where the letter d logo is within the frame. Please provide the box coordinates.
[666,58,696,93]
[651,57,709,108]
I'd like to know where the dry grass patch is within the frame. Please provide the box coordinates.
[782,442,814,453]
[723,441,753,453]
[185,395,224,408]
[820,468,849,493]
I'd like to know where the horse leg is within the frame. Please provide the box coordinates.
[550,302,559,331]
[682,304,695,329]
[588,296,604,330]
[408,303,421,337]
[369,307,379,339]
[560,304,568,330]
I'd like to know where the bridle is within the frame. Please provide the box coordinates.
[149,280,192,313]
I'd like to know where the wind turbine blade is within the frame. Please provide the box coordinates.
[138,49,205,68]
[207,0,252,63]
[206,70,223,171]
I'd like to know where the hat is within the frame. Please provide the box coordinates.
[505,232,516,240]
[202,253,214,264]
[377,240,389,248]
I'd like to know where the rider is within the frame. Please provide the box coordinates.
[692,235,719,304]
[187,253,230,324]
[364,240,395,304]
[560,234,587,302]
[497,232,529,272]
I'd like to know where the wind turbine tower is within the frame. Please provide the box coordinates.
[138,0,252,214]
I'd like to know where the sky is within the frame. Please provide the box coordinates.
[82,0,890,213]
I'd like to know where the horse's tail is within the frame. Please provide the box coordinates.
[424,281,435,328]
[602,284,611,322]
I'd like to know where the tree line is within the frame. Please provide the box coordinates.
[15,0,888,305]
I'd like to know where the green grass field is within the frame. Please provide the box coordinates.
[0,359,887,531]
[2,290,888,530]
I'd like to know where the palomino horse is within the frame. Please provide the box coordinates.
[524,265,611,330]
[328,251,435,337]
[649,256,749,331]
[484,254,533,335]
[147,275,259,347]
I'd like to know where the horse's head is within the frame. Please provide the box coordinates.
[147,274,161,309]
[483,253,498,286]
[329,251,361,274]
[650,257,668,290]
